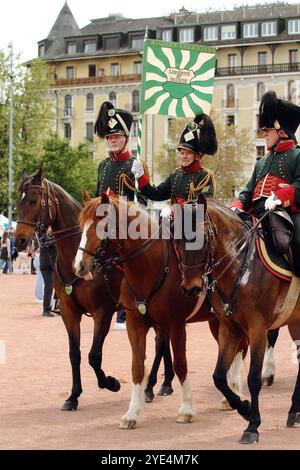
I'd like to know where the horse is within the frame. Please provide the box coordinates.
[173,196,300,444]
[14,166,174,410]
[73,193,249,429]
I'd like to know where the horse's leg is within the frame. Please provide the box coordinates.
[119,318,149,430]
[158,335,175,396]
[145,327,165,403]
[286,322,300,427]
[213,321,252,422]
[239,326,266,444]
[209,318,245,410]
[88,309,120,393]
[61,308,82,411]
[262,328,280,387]
[170,326,195,424]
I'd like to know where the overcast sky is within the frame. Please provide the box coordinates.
[1,0,300,62]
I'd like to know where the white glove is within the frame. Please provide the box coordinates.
[160,206,172,218]
[264,192,281,211]
[132,159,144,179]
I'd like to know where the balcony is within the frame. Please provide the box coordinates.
[216,62,300,77]
[53,74,142,88]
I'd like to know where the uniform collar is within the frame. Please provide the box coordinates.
[181,160,202,174]
[274,140,296,152]
[110,150,131,162]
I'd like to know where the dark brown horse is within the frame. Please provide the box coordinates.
[14,167,177,411]
[74,194,249,429]
[174,196,300,444]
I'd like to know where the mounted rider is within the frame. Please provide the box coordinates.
[131,113,218,205]
[231,90,300,276]
[94,101,147,205]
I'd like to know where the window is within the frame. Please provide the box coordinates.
[179,29,194,43]
[132,37,144,49]
[134,61,142,75]
[257,82,266,101]
[227,84,235,106]
[289,49,298,65]
[258,52,267,66]
[162,30,172,42]
[84,41,96,53]
[86,122,94,142]
[203,26,218,41]
[243,23,258,38]
[39,44,45,57]
[67,42,76,54]
[228,54,236,69]
[288,81,297,102]
[105,37,120,50]
[64,95,72,116]
[66,67,74,79]
[256,146,265,159]
[132,90,140,113]
[111,63,120,76]
[109,92,116,107]
[88,64,96,77]
[261,22,277,36]
[288,19,300,35]
[64,123,72,140]
[86,93,94,111]
[226,115,235,126]
[99,68,105,77]
[221,25,236,40]
[132,120,139,138]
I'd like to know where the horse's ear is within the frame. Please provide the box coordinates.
[100,192,110,204]
[82,189,91,205]
[22,169,29,180]
[197,194,207,215]
[36,163,45,182]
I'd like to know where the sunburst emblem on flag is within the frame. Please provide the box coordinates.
[141,40,217,118]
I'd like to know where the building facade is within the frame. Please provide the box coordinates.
[38,2,300,183]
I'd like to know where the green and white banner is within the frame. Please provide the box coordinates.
[141,39,217,118]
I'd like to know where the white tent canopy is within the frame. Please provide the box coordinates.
[0,214,17,231]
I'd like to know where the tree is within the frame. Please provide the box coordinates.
[154,113,253,203]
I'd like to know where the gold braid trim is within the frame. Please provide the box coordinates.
[119,173,135,195]
[187,168,216,201]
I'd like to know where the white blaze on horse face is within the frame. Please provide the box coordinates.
[74,220,93,272]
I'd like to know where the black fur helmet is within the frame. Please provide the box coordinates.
[94,101,133,138]
[259,90,300,135]
[177,113,218,155]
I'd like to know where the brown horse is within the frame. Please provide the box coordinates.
[74,194,249,429]
[14,167,176,408]
[174,196,300,444]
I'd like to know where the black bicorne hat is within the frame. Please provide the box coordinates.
[94,101,133,138]
[177,113,218,155]
[259,90,300,134]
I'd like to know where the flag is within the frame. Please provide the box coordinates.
[141,39,217,118]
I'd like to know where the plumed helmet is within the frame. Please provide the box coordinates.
[177,113,218,155]
[94,101,133,138]
[259,90,300,134]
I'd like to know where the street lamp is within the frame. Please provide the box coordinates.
[8,42,14,226]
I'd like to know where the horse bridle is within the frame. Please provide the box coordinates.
[17,178,81,241]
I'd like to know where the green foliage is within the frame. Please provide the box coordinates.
[154,113,252,203]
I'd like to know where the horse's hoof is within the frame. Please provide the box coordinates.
[238,400,251,421]
[61,400,78,411]
[239,431,259,444]
[119,420,137,430]
[157,385,174,396]
[220,398,233,411]
[106,376,121,392]
[262,375,274,387]
[286,412,300,427]
[145,389,155,403]
[176,414,193,424]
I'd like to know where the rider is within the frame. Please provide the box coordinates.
[231,90,300,275]
[131,113,218,205]
[94,101,147,329]
[94,101,147,205]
